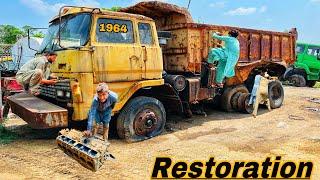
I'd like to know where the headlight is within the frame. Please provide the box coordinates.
[57,90,64,97]
[65,92,71,98]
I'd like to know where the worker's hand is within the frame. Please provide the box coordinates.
[44,79,58,85]
[83,130,92,137]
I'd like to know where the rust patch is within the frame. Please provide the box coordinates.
[7,92,68,129]
[120,1,193,28]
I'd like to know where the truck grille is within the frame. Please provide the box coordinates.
[40,79,72,102]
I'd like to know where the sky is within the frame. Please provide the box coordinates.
[0,0,319,44]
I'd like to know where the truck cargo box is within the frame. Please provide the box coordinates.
[121,1,297,85]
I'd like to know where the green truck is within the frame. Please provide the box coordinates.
[284,42,320,87]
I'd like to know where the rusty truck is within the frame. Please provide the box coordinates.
[8,1,297,142]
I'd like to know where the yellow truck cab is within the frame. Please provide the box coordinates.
[9,6,173,142]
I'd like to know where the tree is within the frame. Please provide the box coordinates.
[0,25,24,44]
[102,6,122,12]
[0,25,45,44]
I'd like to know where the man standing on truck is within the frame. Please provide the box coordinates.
[208,30,240,87]
[84,83,118,142]
[16,51,58,95]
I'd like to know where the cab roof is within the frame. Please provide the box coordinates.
[50,6,153,23]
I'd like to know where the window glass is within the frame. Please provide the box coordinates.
[138,23,153,45]
[296,45,305,53]
[307,47,319,56]
[96,18,134,43]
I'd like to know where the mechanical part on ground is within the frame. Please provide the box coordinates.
[268,80,284,109]
[7,92,68,129]
[56,129,115,172]
[116,96,166,142]
[289,74,306,87]
[306,80,317,87]
[164,74,186,91]
[221,85,249,112]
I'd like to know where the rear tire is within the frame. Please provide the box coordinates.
[306,80,317,87]
[268,80,284,109]
[289,74,306,87]
[221,85,249,112]
[116,96,166,142]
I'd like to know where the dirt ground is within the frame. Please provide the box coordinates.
[0,86,320,179]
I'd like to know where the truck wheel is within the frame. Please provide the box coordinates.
[268,80,284,109]
[221,85,249,112]
[116,96,166,142]
[289,74,306,87]
[244,94,254,114]
[306,80,317,87]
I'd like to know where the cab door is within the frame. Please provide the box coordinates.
[137,22,163,80]
[304,46,320,70]
[91,16,143,83]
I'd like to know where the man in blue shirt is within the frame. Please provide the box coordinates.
[207,30,240,88]
[84,83,118,141]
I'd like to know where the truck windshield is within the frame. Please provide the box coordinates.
[39,13,91,52]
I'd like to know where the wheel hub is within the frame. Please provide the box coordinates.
[133,109,158,136]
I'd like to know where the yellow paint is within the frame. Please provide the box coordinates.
[51,8,164,121]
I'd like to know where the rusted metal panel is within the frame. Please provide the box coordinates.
[185,78,215,102]
[197,88,215,101]
[8,92,68,129]
[120,1,193,28]
[186,78,200,103]
[162,23,296,84]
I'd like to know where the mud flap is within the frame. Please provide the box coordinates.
[7,92,68,129]
[56,129,115,171]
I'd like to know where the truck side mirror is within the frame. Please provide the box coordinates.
[27,28,47,52]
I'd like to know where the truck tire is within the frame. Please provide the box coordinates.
[244,94,254,114]
[221,85,249,112]
[289,74,306,87]
[268,80,284,109]
[116,96,166,142]
[306,80,317,87]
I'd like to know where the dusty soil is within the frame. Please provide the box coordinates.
[0,86,320,179]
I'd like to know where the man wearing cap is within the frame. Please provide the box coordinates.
[16,51,58,95]
[207,29,240,88]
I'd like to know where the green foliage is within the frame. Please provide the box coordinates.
[0,24,45,44]
[0,123,18,145]
[315,82,320,88]
[0,25,24,44]
[102,6,122,12]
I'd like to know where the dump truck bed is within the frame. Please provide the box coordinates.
[121,1,297,85]
[161,23,297,73]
